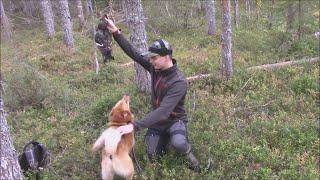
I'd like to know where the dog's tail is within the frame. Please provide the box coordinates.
[92,128,122,154]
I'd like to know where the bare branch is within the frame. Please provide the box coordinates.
[119,62,134,67]
[187,74,212,82]
[247,57,319,71]
[186,57,319,83]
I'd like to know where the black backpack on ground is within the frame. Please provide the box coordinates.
[18,141,49,172]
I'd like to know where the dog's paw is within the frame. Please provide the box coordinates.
[117,124,134,135]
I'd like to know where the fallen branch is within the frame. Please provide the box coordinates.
[186,57,319,82]
[247,57,319,71]
[233,100,275,113]
[187,74,212,82]
[119,62,134,67]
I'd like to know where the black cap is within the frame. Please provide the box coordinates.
[142,39,172,58]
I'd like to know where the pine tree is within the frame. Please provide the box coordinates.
[0,0,12,41]
[76,0,85,30]
[39,0,55,38]
[0,80,22,180]
[286,1,296,33]
[22,0,37,24]
[85,0,93,16]
[58,0,74,48]
[204,0,216,35]
[220,0,233,80]
[124,0,151,93]
[233,0,239,27]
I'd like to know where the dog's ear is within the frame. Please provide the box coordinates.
[109,108,120,122]
[122,110,132,121]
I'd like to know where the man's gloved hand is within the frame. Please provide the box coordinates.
[117,123,134,135]
[104,18,119,33]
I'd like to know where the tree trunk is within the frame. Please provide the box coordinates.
[8,0,15,13]
[107,0,115,18]
[58,0,74,48]
[0,0,12,41]
[22,0,37,24]
[245,0,251,20]
[204,0,216,35]
[86,0,93,16]
[0,92,23,180]
[254,0,261,22]
[298,0,302,39]
[39,0,55,38]
[76,0,85,30]
[120,0,128,26]
[83,0,90,17]
[89,2,99,74]
[267,0,275,29]
[233,0,239,28]
[286,2,296,33]
[195,0,203,12]
[22,0,32,18]
[124,0,151,93]
[220,0,233,80]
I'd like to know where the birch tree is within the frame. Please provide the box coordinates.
[124,0,151,93]
[220,0,233,80]
[58,0,74,48]
[204,0,216,35]
[39,0,55,38]
[0,81,22,180]
[0,0,12,41]
[76,0,85,30]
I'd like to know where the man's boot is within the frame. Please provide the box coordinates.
[186,150,200,172]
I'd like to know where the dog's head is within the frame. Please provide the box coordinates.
[108,95,133,126]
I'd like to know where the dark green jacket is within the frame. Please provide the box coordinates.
[113,32,188,131]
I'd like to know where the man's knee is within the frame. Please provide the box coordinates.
[170,134,190,153]
[169,120,190,153]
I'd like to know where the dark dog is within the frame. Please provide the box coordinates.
[19,141,48,171]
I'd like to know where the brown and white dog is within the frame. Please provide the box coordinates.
[92,95,135,180]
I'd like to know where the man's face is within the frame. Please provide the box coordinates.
[149,55,167,70]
